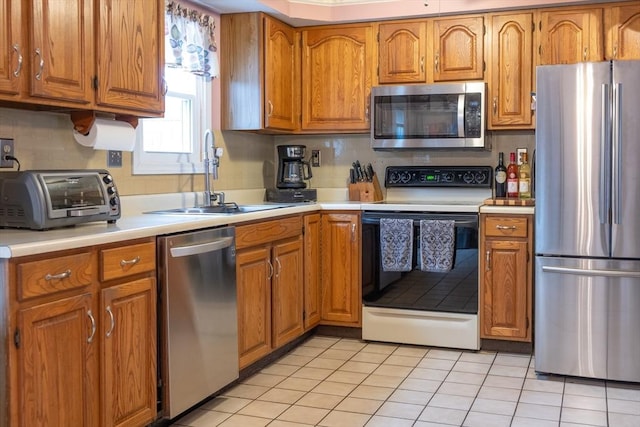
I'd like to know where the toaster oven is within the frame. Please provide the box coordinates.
[0,170,121,230]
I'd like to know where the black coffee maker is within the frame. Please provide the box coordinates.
[266,145,317,203]
[276,145,312,189]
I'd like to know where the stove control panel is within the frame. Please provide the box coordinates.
[385,166,492,187]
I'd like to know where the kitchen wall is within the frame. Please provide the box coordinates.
[0,106,534,197]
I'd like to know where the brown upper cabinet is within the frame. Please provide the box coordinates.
[537,7,604,65]
[605,3,640,60]
[221,13,300,132]
[428,15,485,82]
[301,23,374,131]
[0,0,164,116]
[377,21,427,84]
[487,12,535,129]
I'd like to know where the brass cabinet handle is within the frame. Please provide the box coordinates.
[45,269,71,281]
[583,47,588,61]
[275,258,282,278]
[267,260,274,279]
[87,310,96,343]
[435,52,439,72]
[105,306,115,338]
[12,44,23,77]
[120,256,140,267]
[351,223,357,242]
[485,250,491,270]
[496,225,517,230]
[493,97,498,115]
[613,45,618,59]
[34,48,44,80]
[420,56,424,73]
[268,100,274,117]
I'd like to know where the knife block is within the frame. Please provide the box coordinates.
[348,174,383,202]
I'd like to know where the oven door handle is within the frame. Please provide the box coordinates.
[362,217,477,227]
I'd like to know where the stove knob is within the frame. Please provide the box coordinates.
[442,172,454,182]
[463,172,475,184]
[475,172,487,184]
[400,172,411,183]
[388,171,400,184]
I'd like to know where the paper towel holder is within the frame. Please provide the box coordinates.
[70,111,139,136]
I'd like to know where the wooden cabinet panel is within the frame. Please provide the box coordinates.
[95,0,164,114]
[100,241,156,282]
[236,245,272,369]
[429,15,485,81]
[264,16,300,130]
[321,212,361,326]
[487,12,534,129]
[605,3,640,60]
[378,21,427,84]
[301,24,373,131]
[303,213,321,330]
[272,237,304,347]
[480,213,532,342]
[16,251,94,301]
[101,277,156,427]
[236,216,302,249]
[538,8,604,64]
[29,0,94,103]
[0,0,22,97]
[482,240,529,339]
[17,293,98,427]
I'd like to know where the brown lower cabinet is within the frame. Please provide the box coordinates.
[479,213,533,342]
[9,238,157,427]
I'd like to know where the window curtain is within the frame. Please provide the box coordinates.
[166,1,219,80]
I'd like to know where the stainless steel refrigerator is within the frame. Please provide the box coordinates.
[535,60,640,382]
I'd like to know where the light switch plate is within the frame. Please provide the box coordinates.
[0,138,14,168]
[311,150,321,167]
[108,150,122,168]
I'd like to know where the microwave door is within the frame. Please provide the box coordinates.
[457,94,465,137]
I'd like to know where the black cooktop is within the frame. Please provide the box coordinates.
[385,166,492,188]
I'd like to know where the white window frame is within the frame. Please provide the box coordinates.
[132,67,211,175]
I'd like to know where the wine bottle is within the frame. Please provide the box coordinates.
[506,152,519,198]
[494,152,507,198]
[518,152,532,199]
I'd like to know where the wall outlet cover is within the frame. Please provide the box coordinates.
[0,138,15,168]
[108,150,123,168]
[311,150,321,167]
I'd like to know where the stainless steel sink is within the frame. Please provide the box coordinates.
[145,203,293,215]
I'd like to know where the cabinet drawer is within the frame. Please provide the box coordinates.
[484,216,528,238]
[236,216,302,249]
[100,242,156,282]
[17,252,94,300]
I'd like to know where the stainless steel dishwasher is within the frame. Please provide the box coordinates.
[158,226,238,419]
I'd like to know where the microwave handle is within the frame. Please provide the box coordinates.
[68,207,101,217]
[457,94,465,137]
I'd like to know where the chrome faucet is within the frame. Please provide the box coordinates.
[202,129,224,207]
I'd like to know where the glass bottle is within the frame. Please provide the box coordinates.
[518,152,531,199]
[494,152,507,198]
[506,152,519,198]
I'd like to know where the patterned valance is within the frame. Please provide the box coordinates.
[166,1,219,79]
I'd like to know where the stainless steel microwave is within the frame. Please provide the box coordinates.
[371,82,486,149]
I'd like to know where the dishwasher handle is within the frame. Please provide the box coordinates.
[170,236,234,258]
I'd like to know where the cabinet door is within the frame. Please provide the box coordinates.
[264,16,300,130]
[96,0,164,114]
[321,213,361,326]
[236,246,272,369]
[538,8,603,64]
[0,0,22,97]
[378,21,426,84]
[272,237,304,347]
[429,16,484,81]
[487,13,534,129]
[17,293,98,427]
[301,24,373,131]
[303,213,321,330]
[29,0,93,103]
[605,4,640,60]
[101,277,156,427]
[481,239,529,340]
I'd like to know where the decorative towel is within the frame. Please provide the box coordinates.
[380,218,413,272]
[419,220,455,272]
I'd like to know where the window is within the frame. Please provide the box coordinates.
[133,67,211,175]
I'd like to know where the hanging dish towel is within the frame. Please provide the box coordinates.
[380,218,413,271]
[419,219,455,272]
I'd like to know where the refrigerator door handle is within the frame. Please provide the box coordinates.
[542,265,640,278]
[600,83,611,225]
[612,83,622,225]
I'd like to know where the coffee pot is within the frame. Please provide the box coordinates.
[276,145,312,189]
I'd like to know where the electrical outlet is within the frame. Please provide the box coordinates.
[0,138,15,168]
[311,150,321,167]
[107,150,122,168]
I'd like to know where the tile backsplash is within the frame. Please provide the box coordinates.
[0,107,534,196]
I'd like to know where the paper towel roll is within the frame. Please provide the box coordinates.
[73,118,136,151]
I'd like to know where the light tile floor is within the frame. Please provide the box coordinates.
[170,336,640,427]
